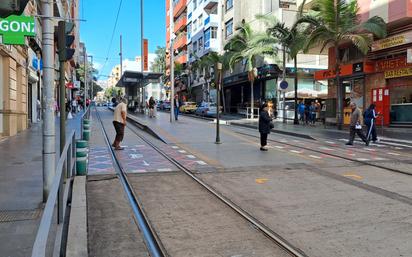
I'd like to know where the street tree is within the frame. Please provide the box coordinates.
[258,0,308,124]
[225,21,278,117]
[301,0,386,129]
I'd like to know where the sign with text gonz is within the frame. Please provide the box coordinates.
[0,15,35,45]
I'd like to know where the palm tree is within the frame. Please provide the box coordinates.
[225,22,278,117]
[258,0,308,124]
[301,0,386,129]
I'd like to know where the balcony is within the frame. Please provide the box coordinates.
[173,0,187,18]
[174,32,187,50]
[174,15,187,33]
[203,0,218,13]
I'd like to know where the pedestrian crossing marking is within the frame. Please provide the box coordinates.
[325,141,336,144]
[388,152,400,156]
[290,150,303,154]
[255,178,268,184]
[309,155,322,159]
[343,174,363,180]
[274,146,284,149]
[356,158,370,161]
[196,160,207,165]
[363,148,376,151]
[157,168,173,172]
[171,146,179,149]
[130,169,147,173]
[319,147,334,151]
[373,157,387,161]
[178,150,187,153]
[186,155,196,159]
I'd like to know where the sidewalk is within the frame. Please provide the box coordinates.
[0,113,82,257]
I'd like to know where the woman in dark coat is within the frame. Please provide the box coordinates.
[259,103,273,151]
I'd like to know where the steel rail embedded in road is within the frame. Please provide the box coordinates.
[94,108,167,257]
[124,114,309,257]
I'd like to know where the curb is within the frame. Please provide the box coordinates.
[66,176,88,257]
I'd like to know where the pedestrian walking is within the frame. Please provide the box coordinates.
[364,103,379,143]
[309,102,316,125]
[258,103,273,151]
[174,94,180,121]
[298,101,305,124]
[304,103,310,125]
[148,96,156,118]
[112,98,128,150]
[71,98,77,114]
[346,102,369,146]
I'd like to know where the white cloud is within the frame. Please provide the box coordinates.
[93,61,103,71]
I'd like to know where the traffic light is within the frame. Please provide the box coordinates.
[0,0,29,18]
[57,21,75,62]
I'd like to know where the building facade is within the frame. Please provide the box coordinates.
[313,0,412,126]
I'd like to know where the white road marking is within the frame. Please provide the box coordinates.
[142,160,150,166]
[325,141,336,144]
[186,155,196,159]
[319,147,334,151]
[394,147,404,150]
[196,160,207,165]
[387,152,401,156]
[171,146,179,149]
[290,150,303,154]
[178,150,187,153]
[309,155,322,159]
[157,168,173,172]
[356,158,370,161]
[130,169,147,173]
[373,157,387,161]
[347,153,356,156]
[129,154,143,159]
[274,146,285,149]
[363,148,376,152]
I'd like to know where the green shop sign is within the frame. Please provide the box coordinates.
[0,15,36,45]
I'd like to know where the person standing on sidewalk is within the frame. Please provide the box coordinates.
[259,103,273,151]
[346,102,369,146]
[174,94,180,121]
[364,103,379,143]
[148,96,156,118]
[112,98,128,150]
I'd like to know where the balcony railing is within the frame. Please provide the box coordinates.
[173,0,187,18]
[174,14,187,33]
[204,0,218,13]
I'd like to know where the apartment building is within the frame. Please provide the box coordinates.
[221,0,327,113]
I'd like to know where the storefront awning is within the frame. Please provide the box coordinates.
[115,71,163,88]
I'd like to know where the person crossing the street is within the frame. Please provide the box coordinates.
[259,103,274,151]
[346,102,369,146]
[364,103,379,143]
[148,96,156,118]
[112,97,128,150]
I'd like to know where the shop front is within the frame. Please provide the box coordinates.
[371,55,412,125]
[314,61,375,125]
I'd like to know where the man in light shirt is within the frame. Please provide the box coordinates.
[112,98,128,150]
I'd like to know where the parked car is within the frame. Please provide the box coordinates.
[179,102,197,113]
[195,102,221,117]
[205,103,223,117]
[159,101,171,111]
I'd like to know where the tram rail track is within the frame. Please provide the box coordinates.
[98,107,309,257]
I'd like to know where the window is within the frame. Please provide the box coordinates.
[225,19,233,38]
[211,27,217,39]
[193,41,198,55]
[193,0,197,9]
[198,37,203,51]
[225,0,233,11]
[187,23,192,39]
[205,29,210,48]
[193,19,197,31]
[198,14,203,27]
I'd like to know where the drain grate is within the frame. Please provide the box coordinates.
[0,209,42,223]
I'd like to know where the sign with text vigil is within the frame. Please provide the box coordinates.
[0,15,35,45]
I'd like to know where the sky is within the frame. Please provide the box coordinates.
[80,0,166,79]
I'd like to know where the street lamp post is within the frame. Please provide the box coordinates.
[215,62,222,144]
[88,55,94,102]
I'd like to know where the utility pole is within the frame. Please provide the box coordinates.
[141,0,145,108]
[83,49,87,111]
[41,0,55,201]
[169,0,175,122]
[215,63,222,144]
[282,46,287,124]
[89,55,94,101]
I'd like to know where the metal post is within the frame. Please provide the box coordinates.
[169,0,175,122]
[42,0,56,201]
[59,60,66,155]
[293,57,299,124]
[216,63,222,144]
[120,34,123,77]
[141,0,145,108]
[282,46,287,124]
[84,49,87,111]
[89,55,94,102]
